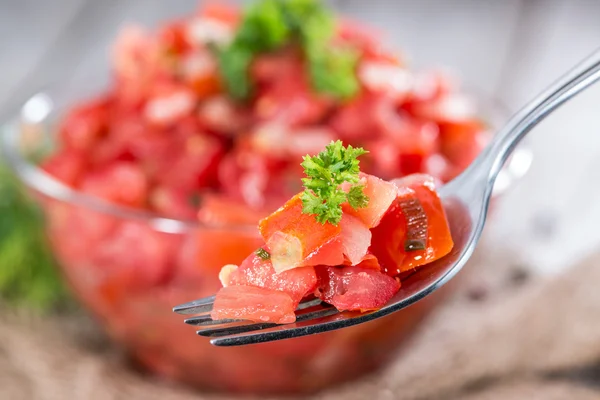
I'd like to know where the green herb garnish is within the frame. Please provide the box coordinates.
[217,0,360,101]
[255,247,271,260]
[0,166,71,311]
[300,140,369,225]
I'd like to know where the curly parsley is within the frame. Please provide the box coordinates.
[217,0,360,101]
[300,141,369,225]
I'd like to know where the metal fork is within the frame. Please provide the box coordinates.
[174,48,600,346]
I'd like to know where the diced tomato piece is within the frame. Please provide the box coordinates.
[251,51,302,86]
[345,253,381,270]
[112,25,156,80]
[212,285,296,324]
[438,120,488,169]
[301,237,344,267]
[92,221,178,287]
[370,174,453,275]
[155,134,224,191]
[197,194,267,226]
[227,252,317,303]
[402,71,453,105]
[59,96,110,152]
[199,95,249,135]
[315,266,400,311]
[198,1,240,26]
[408,93,476,124]
[143,83,197,127]
[329,94,381,141]
[343,173,397,228]
[259,194,341,273]
[148,186,198,220]
[180,51,221,98]
[41,150,87,187]
[358,61,411,100]
[157,20,192,55]
[80,162,148,207]
[338,214,371,265]
[254,78,331,127]
[336,19,380,54]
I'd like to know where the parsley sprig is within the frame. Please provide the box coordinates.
[217,0,360,101]
[301,141,369,225]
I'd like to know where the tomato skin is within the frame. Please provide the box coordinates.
[370,174,453,276]
[315,266,400,311]
[258,194,341,268]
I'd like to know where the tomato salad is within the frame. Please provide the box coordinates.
[43,0,487,221]
[211,141,453,323]
[36,0,485,392]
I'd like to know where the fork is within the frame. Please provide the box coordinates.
[174,49,600,346]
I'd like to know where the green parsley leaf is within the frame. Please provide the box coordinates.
[308,46,360,100]
[216,0,361,101]
[300,140,369,225]
[218,44,254,100]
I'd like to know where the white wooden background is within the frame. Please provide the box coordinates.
[1,0,600,274]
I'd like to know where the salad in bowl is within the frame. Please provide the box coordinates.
[1,0,529,395]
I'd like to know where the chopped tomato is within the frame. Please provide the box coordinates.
[254,77,330,127]
[370,174,453,275]
[338,214,371,266]
[315,266,400,311]
[343,173,397,228]
[300,238,345,267]
[438,120,488,169]
[226,252,317,303]
[329,94,381,141]
[348,253,381,270]
[148,186,197,220]
[80,162,148,207]
[180,51,221,98]
[212,285,296,324]
[143,83,197,127]
[155,134,223,192]
[59,96,110,152]
[197,194,268,226]
[157,20,192,55]
[199,2,240,27]
[41,150,87,187]
[258,194,341,272]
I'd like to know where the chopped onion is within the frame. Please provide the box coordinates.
[219,264,238,287]
[267,231,303,273]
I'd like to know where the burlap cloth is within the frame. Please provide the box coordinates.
[2,239,600,400]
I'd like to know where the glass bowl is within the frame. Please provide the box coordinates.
[0,88,531,395]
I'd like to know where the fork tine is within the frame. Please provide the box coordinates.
[295,297,322,310]
[185,316,243,326]
[172,295,215,315]
[175,294,320,317]
[196,304,338,337]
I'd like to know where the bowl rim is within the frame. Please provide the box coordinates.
[0,89,532,234]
